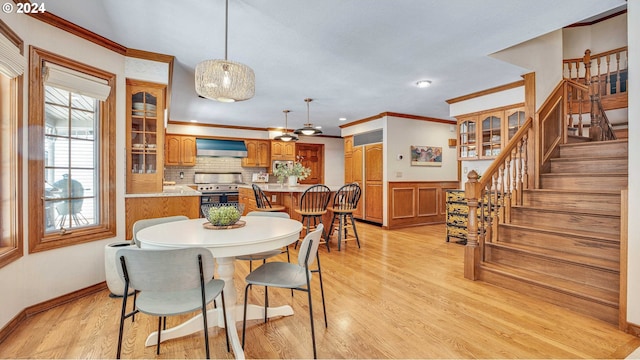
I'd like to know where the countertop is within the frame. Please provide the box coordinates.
[124,185,201,198]
[240,183,343,192]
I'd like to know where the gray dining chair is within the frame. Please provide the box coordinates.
[237,211,292,271]
[115,247,229,359]
[242,224,327,359]
[131,215,189,247]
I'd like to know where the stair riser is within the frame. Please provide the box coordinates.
[540,175,627,191]
[479,269,618,325]
[522,191,620,216]
[498,225,620,262]
[485,245,619,291]
[560,142,628,158]
[550,159,627,174]
[510,208,620,237]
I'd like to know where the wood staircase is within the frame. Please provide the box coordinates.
[478,139,627,324]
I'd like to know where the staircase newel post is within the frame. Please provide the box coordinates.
[465,170,481,280]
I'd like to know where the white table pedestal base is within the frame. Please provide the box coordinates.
[143,256,294,359]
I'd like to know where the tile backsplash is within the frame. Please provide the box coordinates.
[164,157,267,184]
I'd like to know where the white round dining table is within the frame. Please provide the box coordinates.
[136,216,303,359]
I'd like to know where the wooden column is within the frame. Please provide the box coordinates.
[464,170,481,280]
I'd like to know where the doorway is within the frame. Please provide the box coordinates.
[296,143,324,184]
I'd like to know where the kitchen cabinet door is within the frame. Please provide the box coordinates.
[126,79,165,193]
[165,135,196,166]
[352,146,364,219]
[271,140,296,161]
[242,139,271,167]
[364,143,383,223]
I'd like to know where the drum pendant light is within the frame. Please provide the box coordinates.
[195,0,255,102]
[294,98,322,135]
[274,110,298,142]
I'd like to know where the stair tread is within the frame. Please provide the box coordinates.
[481,262,619,305]
[540,172,627,177]
[511,204,620,219]
[550,156,627,162]
[487,240,619,271]
[559,139,628,147]
[523,188,622,195]
[500,223,619,243]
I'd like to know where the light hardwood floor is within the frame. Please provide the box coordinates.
[1,223,639,359]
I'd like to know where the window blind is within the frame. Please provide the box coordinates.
[44,62,111,101]
[0,33,25,78]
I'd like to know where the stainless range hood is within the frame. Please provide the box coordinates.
[196,138,247,158]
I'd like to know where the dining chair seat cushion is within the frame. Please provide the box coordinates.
[136,279,225,316]
[236,249,282,261]
[327,206,355,214]
[294,209,327,216]
[245,262,312,289]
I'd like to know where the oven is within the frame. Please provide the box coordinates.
[194,172,244,218]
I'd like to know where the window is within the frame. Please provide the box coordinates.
[29,47,116,253]
[0,20,24,268]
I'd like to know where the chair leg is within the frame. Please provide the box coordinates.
[116,287,129,359]
[337,214,344,251]
[156,317,162,355]
[306,283,317,359]
[264,286,269,323]
[350,213,361,248]
[325,213,337,250]
[220,290,230,352]
[242,284,251,349]
[201,303,210,359]
[316,253,328,327]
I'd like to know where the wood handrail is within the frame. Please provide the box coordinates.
[565,78,589,91]
[478,117,533,190]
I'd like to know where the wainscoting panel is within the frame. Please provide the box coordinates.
[387,181,459,229]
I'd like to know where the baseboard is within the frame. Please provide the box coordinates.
[0,282,107,344]
[626,321,640,337]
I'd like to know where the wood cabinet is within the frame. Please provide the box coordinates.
[271,141,296,161]
[239,187,256,215]
[165,134,196,166]
[126,79,166,194]
[364,143,383,223]
[242,139,271,167]
[124,196,199,240]
[352,145,364,219]
[344,136,353,183]
[296,143,323,184]
[456,105,525,160]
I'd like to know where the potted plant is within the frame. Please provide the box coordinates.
[274,162,311,186]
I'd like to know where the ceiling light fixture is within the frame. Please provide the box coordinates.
[416,80,432,88]
[195,0,255,102]
[274,110,298,142]
[294,98,322,136]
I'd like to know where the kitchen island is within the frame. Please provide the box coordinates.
[124,185,201,239]
[239,183,341,225]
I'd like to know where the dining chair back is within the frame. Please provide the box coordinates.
[252,184,286,212]
[242,224,326,359]
[294,184,331,251]
[131,215,188,247]
[325,183,362,251]
[115,247,229,359]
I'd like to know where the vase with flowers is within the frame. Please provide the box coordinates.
[273,162,311,186]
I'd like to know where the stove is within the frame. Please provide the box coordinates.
[194,172,244,215]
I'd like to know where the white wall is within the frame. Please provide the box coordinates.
[491,30,563,111]
[0,12,127,329]
[386,117,458,182]
[626,0,640,325]
[562,14,628,57]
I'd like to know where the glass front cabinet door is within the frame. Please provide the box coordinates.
[126,79,165,194]
[480,112,502,159]
[457,116,477,160]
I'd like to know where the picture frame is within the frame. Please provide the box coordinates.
[410,146,442,166]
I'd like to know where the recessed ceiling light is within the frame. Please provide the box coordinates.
[190,119,198,123]
[416,80,432,88]
[339,117,347,121]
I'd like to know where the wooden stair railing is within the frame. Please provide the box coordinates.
[464,117,533,280]
[563,47,628,97]
[591,96,617,141]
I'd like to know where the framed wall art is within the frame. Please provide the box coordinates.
[410,145,442,166]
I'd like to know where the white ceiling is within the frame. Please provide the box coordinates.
[44,0,626,136]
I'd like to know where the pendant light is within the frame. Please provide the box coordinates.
[274,110,298,142]
[195,0,255,102]
[294,98,322,135]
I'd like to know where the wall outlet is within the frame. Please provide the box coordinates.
[271,195,277,202]
[396,171,402,178]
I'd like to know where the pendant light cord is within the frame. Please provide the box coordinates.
[224,0,229,60]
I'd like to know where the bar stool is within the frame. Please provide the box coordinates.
[294,184,331,251]
[252,184,286,212]
[325,183,361,251]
